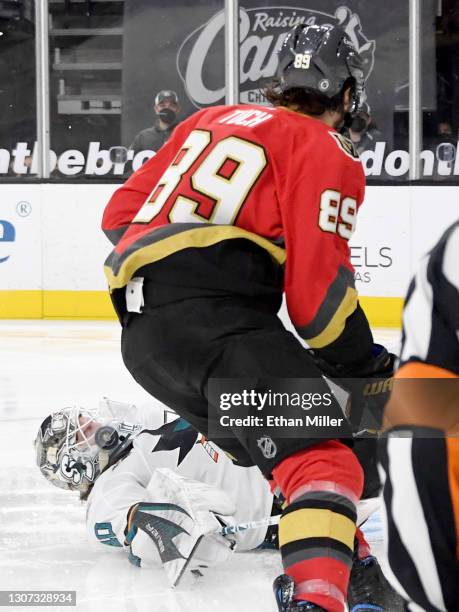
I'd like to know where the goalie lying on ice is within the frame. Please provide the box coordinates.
[34,398,382,592]
[34,399,275,586]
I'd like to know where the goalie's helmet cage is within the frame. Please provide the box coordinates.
[35,407,104,493]
[35,406,144,492]
[276,23,365,115]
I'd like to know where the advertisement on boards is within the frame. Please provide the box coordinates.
[349,187,411,297]
[122,0,435,145]
[0,187,41,290]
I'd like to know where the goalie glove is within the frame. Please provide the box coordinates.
[125,468,236,587]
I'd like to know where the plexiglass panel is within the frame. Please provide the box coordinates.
[47,0,225,179]
[0,0,36,178]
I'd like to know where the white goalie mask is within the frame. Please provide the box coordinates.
[35,404,143,493]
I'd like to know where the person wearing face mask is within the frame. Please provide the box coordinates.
[347,110,383,156]
[130,90,180,155]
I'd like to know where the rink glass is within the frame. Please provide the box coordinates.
[3,1,458,182]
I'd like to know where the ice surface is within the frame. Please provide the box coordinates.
[0,321,400,612]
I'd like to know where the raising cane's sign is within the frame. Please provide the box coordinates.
[177,6,376,108]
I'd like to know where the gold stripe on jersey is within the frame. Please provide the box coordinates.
[295,266,357,348]
[301,286,358,348]
[105,225,286,289]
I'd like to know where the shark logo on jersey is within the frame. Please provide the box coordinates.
[146,418,198,465]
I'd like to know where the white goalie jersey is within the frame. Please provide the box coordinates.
[85,404,274,559]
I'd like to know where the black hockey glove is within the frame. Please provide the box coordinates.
[310,344,396,433]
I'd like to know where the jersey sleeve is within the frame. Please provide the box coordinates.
[277,130,365,350]
[86,421,197,549]
[86,462,150,549]
[399,222,459,377]
[102,110,205,245]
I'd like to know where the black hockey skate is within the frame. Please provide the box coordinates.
[273,574,326,611]
[348,555,406,611]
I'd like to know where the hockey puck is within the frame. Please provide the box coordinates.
[95,426,119,450]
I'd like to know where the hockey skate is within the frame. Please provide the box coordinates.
[273,574,326,611]
[348,555,406,611]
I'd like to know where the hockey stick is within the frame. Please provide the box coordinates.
[218,514,280,536]
[217,497,380,537]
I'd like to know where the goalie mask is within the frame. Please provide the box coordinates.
[35,406,142,493]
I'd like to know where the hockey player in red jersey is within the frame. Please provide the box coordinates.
[102,24,401,612]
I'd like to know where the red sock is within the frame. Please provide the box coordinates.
[272,441,364,612]
[355,527,372,560]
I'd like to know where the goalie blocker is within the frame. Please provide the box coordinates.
[125,468,237,587]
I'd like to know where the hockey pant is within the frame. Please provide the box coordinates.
[121,297,370,610]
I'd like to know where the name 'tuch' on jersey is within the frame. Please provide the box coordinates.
[102,104,365,348]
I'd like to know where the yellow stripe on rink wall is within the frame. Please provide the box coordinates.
[0,291,403,326]
[44,291,117,319]
[0,291,117,319]
[359,296,404,329]
[0,291,44,319]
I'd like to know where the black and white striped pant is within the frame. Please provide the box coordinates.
[379,428,459,612]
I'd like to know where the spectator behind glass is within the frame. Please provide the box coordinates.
[437,120,454,139]
[432,120,457,170]
[424,119,457,151]
[347,110,383,155]
[130,90,180,155]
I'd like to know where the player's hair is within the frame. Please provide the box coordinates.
[264,77,355,117]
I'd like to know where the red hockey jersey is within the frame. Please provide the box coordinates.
[102,104,365,348]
